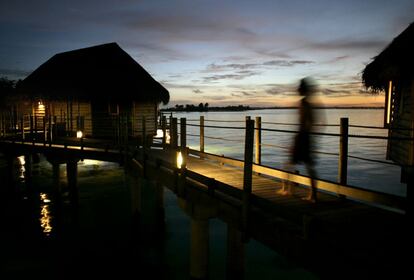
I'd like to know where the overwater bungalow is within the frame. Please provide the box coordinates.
[5,42,169,141]
[362,22,414,182]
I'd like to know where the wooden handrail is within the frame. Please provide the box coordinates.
[188,148,405,211]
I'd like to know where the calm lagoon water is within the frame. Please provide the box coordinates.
[0,108,404,279]
[0,157,317,279]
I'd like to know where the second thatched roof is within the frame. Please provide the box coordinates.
[362,22,414,92]
[18,42,170,104]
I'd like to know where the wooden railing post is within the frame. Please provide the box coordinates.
[255,116,261,165]
[180,117,186,150]
[142,116,146,148]
[43,116,46,145]
[124,114,129,162]
[21,117,25,142]
[0,113,2,138]
[34,115,37,142]
[48,115,52,144]
[162,115,167,149]
[171,117,178,149]
[200,116,205,156]
[52,116,57,143]
[30,115,34,144]
[242,116,254,239]
[338,117,349,186]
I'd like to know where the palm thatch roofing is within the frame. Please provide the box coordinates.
[18,42,169,104]
[362,22,414,92]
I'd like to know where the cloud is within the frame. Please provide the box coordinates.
[310,38,388,52]
[206,59,314,72]
[205,63,258,72]
[193,89,203,94]
[203,71,259,82]
[263,60,314,67]
[208,95,228,101]
[333,55,350,61]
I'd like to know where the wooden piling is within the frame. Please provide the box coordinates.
[67,160,78,205]
[53,162,61,194]
[226,225,245,280]
[242,117,254,238]
[338,117,349,186]
[24,154,32,188]
[190,218,209,280]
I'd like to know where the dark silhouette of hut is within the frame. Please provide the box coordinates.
[362,22,413,182]
[14,42,169,139]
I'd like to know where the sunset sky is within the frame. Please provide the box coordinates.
[1,0,413,107]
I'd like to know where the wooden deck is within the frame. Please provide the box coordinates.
[143,148,408,278]
[0,137,409,278]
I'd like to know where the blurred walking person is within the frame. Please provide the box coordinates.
[281,77,319,202]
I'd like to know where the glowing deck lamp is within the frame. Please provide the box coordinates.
[38,101,45,110]
[76,130,83,138]
[177,151,184,169]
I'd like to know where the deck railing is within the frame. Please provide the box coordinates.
[159,114,412,213]
[1,112,411,213]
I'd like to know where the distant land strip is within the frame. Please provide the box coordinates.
[161,105,384,112]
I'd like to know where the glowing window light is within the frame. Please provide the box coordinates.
[76,130,83,138]
[155,129,171,143]
[177,151,183,169]
[155,129,164,138]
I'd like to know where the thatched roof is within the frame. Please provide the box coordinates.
[362,22,414,91]
[18,42,169,104]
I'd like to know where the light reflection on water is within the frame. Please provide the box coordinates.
[39,193,53,236]
[17,155,25,180]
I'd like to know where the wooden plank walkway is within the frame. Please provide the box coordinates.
[181,152,404,224]
[145,148,408,277]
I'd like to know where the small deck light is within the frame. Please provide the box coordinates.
[38,101,45,110]
[177,151,183,169]
[76,130,83,138]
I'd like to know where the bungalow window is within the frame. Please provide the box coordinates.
[108,104,119,115]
